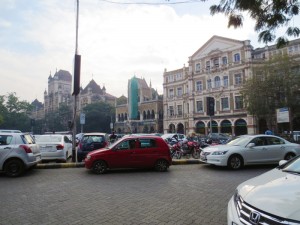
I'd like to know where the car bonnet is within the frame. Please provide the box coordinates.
[237,168,300,220]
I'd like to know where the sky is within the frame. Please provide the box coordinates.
[1,0,299,103]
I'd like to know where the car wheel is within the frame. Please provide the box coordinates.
[154,159,168,172]
[284,153,295,161]
[92,160,107,174]
[227,155,243,170]
[4,159,25,177]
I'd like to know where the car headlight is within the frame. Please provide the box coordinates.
[86,155,91,160]
[211,150,228,155]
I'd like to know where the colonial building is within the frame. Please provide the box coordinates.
[79,79,116,109]
[163,35,300,136]
[31,70,116,122]
[114,76,163,134]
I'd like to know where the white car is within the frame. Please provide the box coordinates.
[228,156,300,224]
[200,134,300,169]
[35,134,72,162]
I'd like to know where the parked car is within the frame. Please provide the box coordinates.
[207,133,230,143]
[0,129,22,133]
[228,155,300,224]
[35,134,72,162]
[161,133,187,143]
[0,132,41,177]
[77,133,109,162]
[200,134,300,169]
[84,135,172,174]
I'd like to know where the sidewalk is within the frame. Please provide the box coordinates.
[36,159,203,169]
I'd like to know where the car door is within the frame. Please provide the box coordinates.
[64,135,72,158]
[264,136,286,162]
[108,139,135,168]
[0,135,14,168]
[243,137,269,164]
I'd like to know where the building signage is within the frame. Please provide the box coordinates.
[277,107,289,123]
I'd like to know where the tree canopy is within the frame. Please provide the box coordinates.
[241,53,300,128]
[208,0,300,46]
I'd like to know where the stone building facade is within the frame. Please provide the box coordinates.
[163,35,300,136]
[114,76,163,134]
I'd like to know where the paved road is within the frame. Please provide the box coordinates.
[0,164,276,225]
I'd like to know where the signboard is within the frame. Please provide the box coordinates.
[277,107,290,123]
[80,113,85,125]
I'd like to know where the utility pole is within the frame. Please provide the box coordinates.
[72,0,81,162]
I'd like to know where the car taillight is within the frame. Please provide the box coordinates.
[56,144,64,150]
[20,145,32,153]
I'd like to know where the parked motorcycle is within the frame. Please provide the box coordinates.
[169,141,182,159]
[180,139,201,159]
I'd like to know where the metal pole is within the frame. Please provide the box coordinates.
[72,0,79,162]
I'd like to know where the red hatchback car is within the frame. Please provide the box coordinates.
[84,135,172,174]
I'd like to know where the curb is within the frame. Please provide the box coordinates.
[36,159,203,169]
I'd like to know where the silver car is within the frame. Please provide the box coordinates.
[35,134,72,162]
[228,156,300,224]
[0,132,41,177]
[200,134,300,169]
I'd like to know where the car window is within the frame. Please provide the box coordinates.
[0,135,12,145]
[116,140,136,150]
[250,137,266,146]
[22,134,35,144]
[64,136,71,143]
[140,138,156,148]
[266,137,285,145]
[84,135,104,143]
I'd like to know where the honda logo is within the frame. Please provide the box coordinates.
[249,211,261,224]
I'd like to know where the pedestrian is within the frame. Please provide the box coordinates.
[265,128,273,135]
[109,131,117,143]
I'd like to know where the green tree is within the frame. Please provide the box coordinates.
[209,0,300,46]
[0,93,33,131]
[81,102,115,133]
[241,54,300,129]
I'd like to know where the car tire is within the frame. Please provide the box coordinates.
[154,159,168,172]
[4,159,25,177]
[227,155,243,170]
[284,153,295,161]
[92,160,108,174]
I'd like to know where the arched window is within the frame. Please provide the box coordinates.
[151,110,155,119]
[143,111,146,120]
[147,110,151,119]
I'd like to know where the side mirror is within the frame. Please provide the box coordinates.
[279,160,287,166]
[248,143,255,148]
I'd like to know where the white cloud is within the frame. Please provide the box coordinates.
[0,0,287,102]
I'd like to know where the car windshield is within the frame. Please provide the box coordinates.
[226,135,253,146]
[35,135,62,143]
[282,156,300,174]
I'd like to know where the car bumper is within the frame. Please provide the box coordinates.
[227,196,241,225]
[41,151,66,161]
[206,155,228,166]
[26,153,42,168]
[84,158,93,169]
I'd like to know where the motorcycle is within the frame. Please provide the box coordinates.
[180,140,201,159]
[169,141,183,159]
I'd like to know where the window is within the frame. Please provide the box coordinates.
[169,89,174,98]
[196,100,203,112]
[206,61,210,71]
[214,76,221,88]
[223,76,229,87]
[196,81,202,92]
[222,56,227,65]
[169,106,174,116]
[207,79,212,89]
[234,53,240,62]
[177,105,183,116]
[195,63,201,72]
[213,58,219,67]
[140,138,156,148]
[235,74,242,85]
[177,87,183,97]
[235,96,243,109]
[221,97,229,110]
